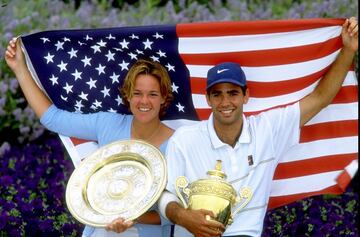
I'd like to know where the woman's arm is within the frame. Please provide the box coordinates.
[5,37,52,118]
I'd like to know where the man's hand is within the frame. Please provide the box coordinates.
[342,17,358,52]
[179,208,225,237]
[167,202,225,237]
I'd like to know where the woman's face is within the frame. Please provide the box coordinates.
[128,74,165,124]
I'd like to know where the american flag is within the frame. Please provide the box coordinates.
[21,18,358,209]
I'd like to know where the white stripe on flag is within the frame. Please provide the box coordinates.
[270,170,341,196]
[179,26,341,54]
[307,102,358,125]
[280,136,358,163]
[345,160,358,177]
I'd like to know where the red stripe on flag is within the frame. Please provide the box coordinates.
[70,137,95,146]
[274,154,357,179]
[300,120,358,142]
[331,86,358,103]
[336,170,353,191]
[180,37,342,66]
[196,108,212,120]
[268,184,346,209]
[177,18,345,36]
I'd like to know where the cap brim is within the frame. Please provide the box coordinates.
[206,78,245,90]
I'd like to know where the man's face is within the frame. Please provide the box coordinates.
[206,83,249,127]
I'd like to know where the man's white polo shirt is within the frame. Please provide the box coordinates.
[164,102,300,237]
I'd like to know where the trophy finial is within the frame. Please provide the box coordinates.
[215,160,222,171]
[207,160,226,179]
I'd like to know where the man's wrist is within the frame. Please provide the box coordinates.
[167,201,186,225]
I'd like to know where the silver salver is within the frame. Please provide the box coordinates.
[65,139,167,227]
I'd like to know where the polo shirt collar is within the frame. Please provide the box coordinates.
[208,113,251,149]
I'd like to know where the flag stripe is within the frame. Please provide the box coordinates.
[300,120,358,142]
[280,136,358,163]
[274,153,357,179]
[191,83,357,114]
[178,27,341,54]
[268,184,345,209]
[306,102,358,125]
[177,18,345,37]
[271,170,343,196]
[190,67,348,97]
[180,37,342,66]
[185,50,339,82]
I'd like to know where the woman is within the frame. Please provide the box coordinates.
[5,38,174,237]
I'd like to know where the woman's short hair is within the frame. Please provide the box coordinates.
[120,59,174,117]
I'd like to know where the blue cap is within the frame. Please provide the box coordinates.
[206,62,246,90]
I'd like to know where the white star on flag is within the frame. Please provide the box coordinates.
[143,39,153,49]
[86,78,97,89]
[95,64,106,75]
[55,41,64,50]
[101,86,111,98]
[49,75,58,85]
[171,82,179,93]
[105,50,115,61]
[44,53,54,64]
[165,63,175,72]
[91,45,101,53]
[119,39,129,49]
[81,56,92,67]
[68,48,78,59]
[176,102,185,112]
[110,73,120,84]
[57,61,67,72]
[63,83,73,94]
[119,60,129,71]
[79,91,88,100]
[71,69,82,81]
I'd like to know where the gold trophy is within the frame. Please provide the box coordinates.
[175,160,252,227]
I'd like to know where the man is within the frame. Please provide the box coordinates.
[158,17,358,237]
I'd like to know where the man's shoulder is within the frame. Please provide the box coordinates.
[173,120,207,136]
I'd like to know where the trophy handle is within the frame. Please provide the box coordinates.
[175,176,190,209]
[232,187,253,217]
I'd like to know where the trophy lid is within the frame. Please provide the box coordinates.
[206,160,227,180]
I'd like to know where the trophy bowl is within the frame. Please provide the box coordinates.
[65,139,167,227]
[175,160,252,227]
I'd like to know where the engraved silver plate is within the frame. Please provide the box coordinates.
[65,139,167,227]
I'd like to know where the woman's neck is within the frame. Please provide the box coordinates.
[131,119,162,142]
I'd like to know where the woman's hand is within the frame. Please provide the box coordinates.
[4,37,27,75]
[105,217,135,233]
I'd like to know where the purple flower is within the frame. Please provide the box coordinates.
[0,175,14,186]
[39,219,54,231]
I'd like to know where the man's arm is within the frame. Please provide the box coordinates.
[299,17,358,127]
[165,201,224,237]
